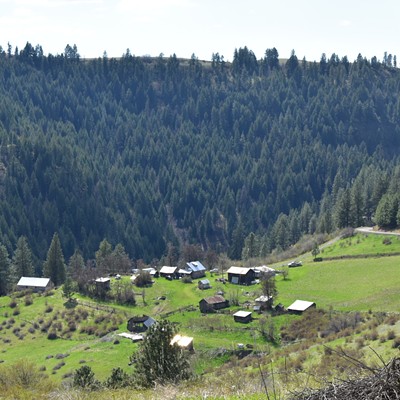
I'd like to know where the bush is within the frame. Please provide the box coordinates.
[47,332,57,340]
[73,365,98,389]
[134,271,153,288]
[24,296,33,306]
[45,305,53,313]
[8,300,17,309]
[104,367,131,388]
[392,338,400,349]
[181,276,193,284]
[387,330,396,340]
[382,237,392,245]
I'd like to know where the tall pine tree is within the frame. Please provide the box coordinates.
[13,236,34,278]
[43,233,66,286]
[0,244,11,295]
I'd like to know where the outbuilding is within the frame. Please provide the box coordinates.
[95,277,111,290]
[287,300,316,315]
[199,295,229,313]
[16,277,54,292]
[226,266,256,285]
[127,315,156,333]
[186,261,206,279]
[233,310,252,323]
[159,266,179,279]
[198,279,211,290]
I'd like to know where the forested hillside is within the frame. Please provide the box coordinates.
[0,43,400,266]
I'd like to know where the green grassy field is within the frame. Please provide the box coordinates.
[276,255,400,311]
[320,233,400,257]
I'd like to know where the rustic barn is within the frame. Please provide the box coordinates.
[16,277,54,292]
[226,266,256,285]
[233,310,252,323]
[127,315,156,333]
[159,266,178,279]
[287,300,316,314]
[186,261,206,279]
[95,277,111,290]
[199,295,229,313]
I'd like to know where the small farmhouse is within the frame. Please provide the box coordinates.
[95,277,111,290]
[186,261,206,279]
[159,266,178,279]
[226,266,256,285]
[287,300,316,314]
[198,279,211,290]
[127,315,156,333]
[199,295,229,313]
[171,334,194,351]
[16,277,54,292]
[233,310,252,323]
[178,268,192,278]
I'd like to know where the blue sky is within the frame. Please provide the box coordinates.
[0,0,399,62]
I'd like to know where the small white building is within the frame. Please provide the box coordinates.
[171,334,194,351]
[16,277,54,292]
[287,300,316,314]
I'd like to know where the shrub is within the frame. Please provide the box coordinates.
[134,271,153,287]
[73,365,97,389]
[181,276,193,284]
[8,300,17,308]
[387,330,396,340]
[24,296,33,306]
[47,332,57,340]
[45,305,53,313]
[53,362,65,370]
[104,367,131,388]
[392,338,400,349]
[68,321,77,332]
[55,353,69,359]
[382,237,392,245]
[12,308,20,316]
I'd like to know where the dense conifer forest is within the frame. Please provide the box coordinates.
[1,43,400,269]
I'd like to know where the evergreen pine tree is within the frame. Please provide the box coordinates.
[0,244,11,295]
[133,319,191,387]
[13,236,34,278]
[43,233,66,286]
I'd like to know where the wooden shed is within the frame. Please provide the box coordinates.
[127,315,156,333]
[233,310,252,323]
[287,300,316,315]
[198,279,211,290]
[199,295,229,313]
[226,267,256,285]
